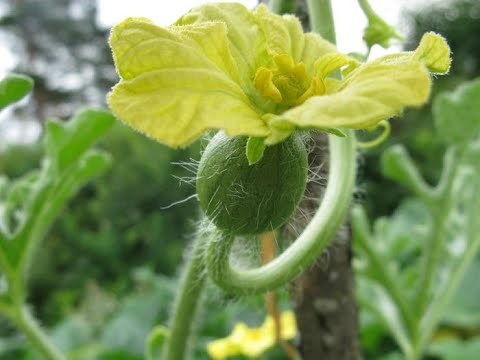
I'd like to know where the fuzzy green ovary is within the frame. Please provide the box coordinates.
[196,131,308,236]
[254,54,323,108]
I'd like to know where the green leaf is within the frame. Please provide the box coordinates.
[5,150,111,266]
[0,73,34,111]
[381,145,425,191]
[145,326,169,360]
[69,150,112,187]
[376,199,428,262]
[376,352,404,360]
[433,78,480,144]
[0,176,8,198]
[49,315,94,354]
[44,108,115,172]
[427,337,480,360]
[442,260,480,327]
[2,171,39,235]
[101,277,171,355]
[246,137,266,165]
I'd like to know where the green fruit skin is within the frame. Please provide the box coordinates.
[196,132,308,236]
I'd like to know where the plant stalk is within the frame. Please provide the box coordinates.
[162,222,209,360]
[9,306,65,360]
[306,0,336,44]
[268,0,296,14]
[415,147,462,313]
[413,172,480,356]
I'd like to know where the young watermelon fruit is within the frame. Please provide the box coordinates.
[196,132,308,235]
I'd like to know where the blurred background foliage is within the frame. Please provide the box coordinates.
[361,0,480,218]
[0,0,478,359]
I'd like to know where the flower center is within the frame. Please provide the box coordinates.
[254,54,325,108]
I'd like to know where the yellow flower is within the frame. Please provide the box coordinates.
[206,311,297,359]
[262,310,297,340]
[108,3,450,148]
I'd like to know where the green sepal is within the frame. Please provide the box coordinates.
[0,73,34,111]
[323,127,346,137]
[246,136,266,165]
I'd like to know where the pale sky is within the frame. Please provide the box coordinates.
[97,0,445,57]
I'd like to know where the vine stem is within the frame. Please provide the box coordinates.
[415,147,462,313]
[268,0,296,15]
[412,164,480,358]
[352,206,417,340]
[8,306,65,360]
[206,130,356,294]
[162,222,209,360]
[357,0,378,21]
[306,0,336,43]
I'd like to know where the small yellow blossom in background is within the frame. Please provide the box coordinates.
[108,2,451,149]
[207,311,297,359]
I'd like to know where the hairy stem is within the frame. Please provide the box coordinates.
[268,0,296,15]
[162,222,209,360]
[306,0,336,44]
[9,306,65,360]
[415,147,462,313]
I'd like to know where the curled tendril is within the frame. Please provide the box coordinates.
[205,131,357,295]
[356,120,391,149]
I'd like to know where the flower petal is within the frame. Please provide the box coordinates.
[253,4,305,62]
[412,32,451,74]
[207,338,239,360]
[109,68,268,147]
[301,33,338,76]
[110,18,240,84]
[171,22,243,86]
[279,310,297,340]
[314,53,360,79]
[176,3,268,91]
[108,17,269,147]
[110,17,179,80]
[266,59,431,142]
